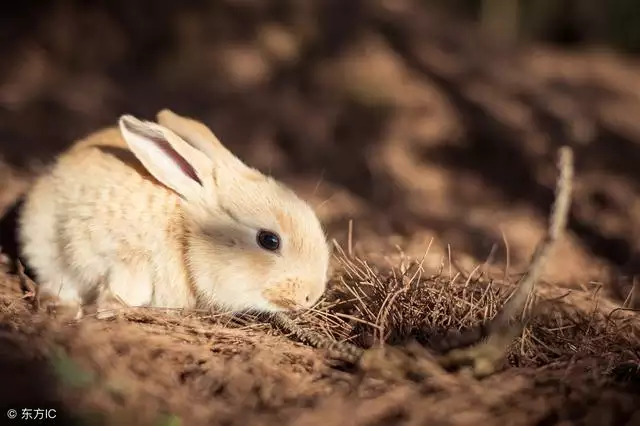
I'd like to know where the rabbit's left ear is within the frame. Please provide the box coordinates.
[119,114,213,202]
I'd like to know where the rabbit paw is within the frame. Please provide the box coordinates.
[38,292,84,321]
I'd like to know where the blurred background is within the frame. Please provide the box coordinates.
[2,0,640,305]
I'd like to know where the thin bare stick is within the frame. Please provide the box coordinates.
[501,229,510,284]
[447,244,452,281]
[347,219,354,258]
[489,146,573,334]
[437,146,574,377]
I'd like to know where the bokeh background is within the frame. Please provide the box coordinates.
[3,0,640,304]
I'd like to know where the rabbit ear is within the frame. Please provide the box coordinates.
[119,114,213,201]
[156,109,250,172]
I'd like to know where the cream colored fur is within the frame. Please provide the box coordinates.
[18,110,331,318]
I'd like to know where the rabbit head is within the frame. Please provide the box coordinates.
[118,111,331,313]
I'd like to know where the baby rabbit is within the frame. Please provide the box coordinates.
[18,110,331,318]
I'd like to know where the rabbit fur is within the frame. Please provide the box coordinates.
[17,110,331,318]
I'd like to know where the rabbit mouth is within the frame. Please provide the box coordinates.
[261,286,303,311]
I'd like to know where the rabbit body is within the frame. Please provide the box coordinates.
[18,111,330,317]
[20,128,193,311]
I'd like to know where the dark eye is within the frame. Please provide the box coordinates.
[257,230,280,252]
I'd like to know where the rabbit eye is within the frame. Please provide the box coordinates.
[257,230,281,252]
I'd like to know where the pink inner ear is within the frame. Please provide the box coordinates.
[151,135,203,186]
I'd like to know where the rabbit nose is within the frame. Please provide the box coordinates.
[303,293,318,308]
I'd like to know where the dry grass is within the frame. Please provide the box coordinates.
[288,243,640,367]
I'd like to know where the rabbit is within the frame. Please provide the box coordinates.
[17,109,331,319]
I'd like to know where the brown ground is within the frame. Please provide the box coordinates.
[1,1,640,425]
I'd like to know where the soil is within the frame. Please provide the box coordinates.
[1,1,640,425]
